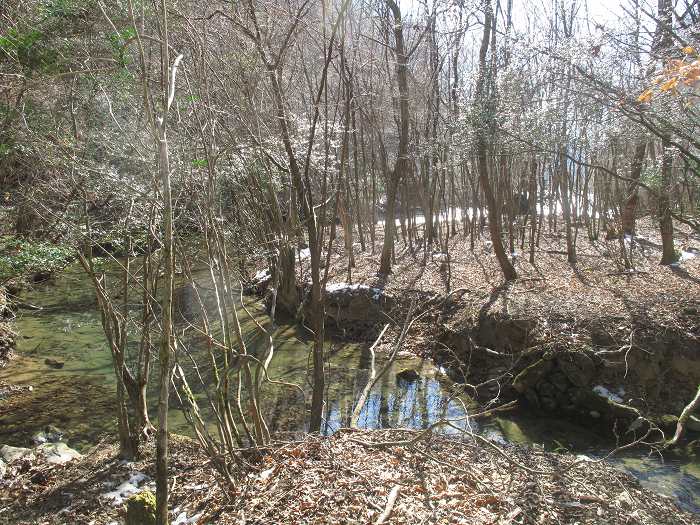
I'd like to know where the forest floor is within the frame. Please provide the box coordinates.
[289,215,700,422]
[3,430,696,525]
[310,216,699,345]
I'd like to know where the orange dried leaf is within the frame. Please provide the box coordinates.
[637,89,653,103]
[682,46,696,55]
[682,65,700,84]
[659,77,679,92]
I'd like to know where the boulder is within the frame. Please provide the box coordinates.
[323,284,392,324]
[126,490,156,525]
[524,388,540,408]
[0,458,5,478]
[0,444,35,464]
[537,381,558,411]
[549,371,570,392]
[657,414,679,431]
[396,368,420,382]
[570,387,641,425]
[36,442,82,464]
[32,425,64,445]
[512,358,552,393]
[44,358,65,369]
[318,284,395,340]
[497,419,530,444]
[557,352,595,387]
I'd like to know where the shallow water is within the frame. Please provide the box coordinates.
[1,263,699,513]
[0,264,476,448]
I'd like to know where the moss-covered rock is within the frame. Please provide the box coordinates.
[126,490,156,525]
[657,414,679,431]
[44,357,64,369]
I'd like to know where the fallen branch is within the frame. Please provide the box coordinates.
[666,383,700,447]
[350,323,390,427]
[375,485,400,524]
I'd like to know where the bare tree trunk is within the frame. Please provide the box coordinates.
[474,1,516,281]
[621,140,647,235]
[656,0,677,265]
[379,0,411,275]
[156,123,175,525]
[659,138,676,264]
[153,4,182,522]
[560,150,576,264]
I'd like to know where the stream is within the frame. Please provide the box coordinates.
[1,263,699,514]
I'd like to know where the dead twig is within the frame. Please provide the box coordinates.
[375,485,400,524]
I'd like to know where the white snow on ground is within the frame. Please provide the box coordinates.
[325,282,384,301]
[593,385,623,403]
[680,249,698,261]
[103,472,150,505]
[671,249,698,267]
[376,204,612,227]
[253,268,271,282]
[173,511,204,524]
[299,247,311,259]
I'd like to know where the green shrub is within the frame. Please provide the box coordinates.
[0,237,73,282]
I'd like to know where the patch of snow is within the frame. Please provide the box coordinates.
[326,282,369,293]
[36,442,82,464]
[183,483,209,491]
[593,385,623,404]
[173,511,204,525]
[253,268,271,282]
[680,250,697,262]
[258,466,275,481]
[432,252,449,262]
[103,472,150,505]
[375,204,614,227]
[298,248,311,259]
[325,282,384,301]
